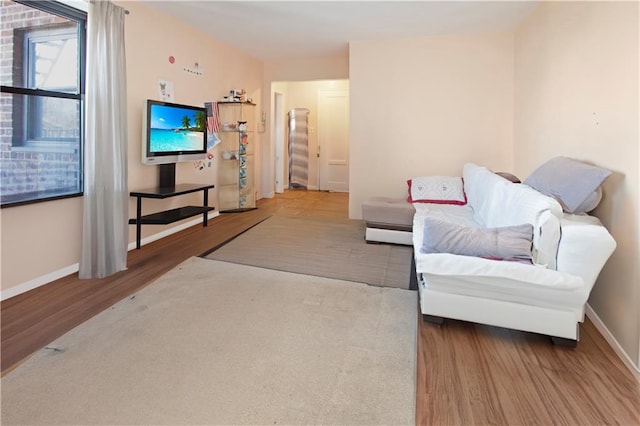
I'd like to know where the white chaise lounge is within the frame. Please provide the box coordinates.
[363,159,616,345]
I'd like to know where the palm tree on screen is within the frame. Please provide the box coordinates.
[194,111,205,131]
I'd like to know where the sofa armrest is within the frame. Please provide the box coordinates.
[556,215,616,292]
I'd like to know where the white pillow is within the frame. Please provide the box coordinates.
[407,176,466,205]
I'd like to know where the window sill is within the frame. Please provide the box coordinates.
[12,142,77,154]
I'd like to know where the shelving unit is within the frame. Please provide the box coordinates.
[128,183,215,249]
[216,102,256,212]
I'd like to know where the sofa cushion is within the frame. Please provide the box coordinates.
[413,203,478,229]
[362,197,415,228]
[420,217,533,263]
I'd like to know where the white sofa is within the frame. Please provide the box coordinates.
[411,163,616,345]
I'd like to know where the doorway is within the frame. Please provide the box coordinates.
[271,80,349,194]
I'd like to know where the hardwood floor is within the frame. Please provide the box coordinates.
[2,190,639,425]
[416,316,640,425]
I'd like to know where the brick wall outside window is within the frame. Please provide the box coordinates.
[1,0,80,201]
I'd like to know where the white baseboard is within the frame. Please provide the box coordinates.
[1,263,80,301]
[2,211,220,302]
[260,191,275,199]
[586,304,640,381]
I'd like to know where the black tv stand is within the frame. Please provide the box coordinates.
[128,183,215,249]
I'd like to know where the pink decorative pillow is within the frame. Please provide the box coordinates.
[407,176,467,205]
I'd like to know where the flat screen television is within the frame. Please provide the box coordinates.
[142,99,207,165]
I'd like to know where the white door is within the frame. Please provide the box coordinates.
[274,92,285,193]
[318,90,349,192]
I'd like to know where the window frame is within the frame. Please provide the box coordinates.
[0,0,87,208]
[25,23,79,145]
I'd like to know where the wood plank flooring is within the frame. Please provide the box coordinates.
[2,189,639,425]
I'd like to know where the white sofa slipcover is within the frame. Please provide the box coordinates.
[413,163,616,344]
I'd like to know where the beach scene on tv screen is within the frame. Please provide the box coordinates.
[149,104,205,152]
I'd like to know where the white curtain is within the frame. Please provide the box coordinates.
[80,0,128,279]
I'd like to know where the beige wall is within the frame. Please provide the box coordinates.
[1,197,83,294]
[349,33,514,219]
[514,1,639,368]
[1,1,263,295]
[263,55,349,83]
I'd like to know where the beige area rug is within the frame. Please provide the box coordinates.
[205,215,414,289]
[1,257,417,425]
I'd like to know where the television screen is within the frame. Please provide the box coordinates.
[142,100,207,165]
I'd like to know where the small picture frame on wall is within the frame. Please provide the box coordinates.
[158,79,174,102]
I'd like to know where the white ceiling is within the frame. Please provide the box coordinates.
[142,1,540,61]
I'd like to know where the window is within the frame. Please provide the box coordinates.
[0,0,86,207]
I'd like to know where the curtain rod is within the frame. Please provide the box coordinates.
[84,1,129,14]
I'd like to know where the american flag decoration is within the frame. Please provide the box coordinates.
[205,101,220,133]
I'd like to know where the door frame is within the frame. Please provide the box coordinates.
[273,91,285,193]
